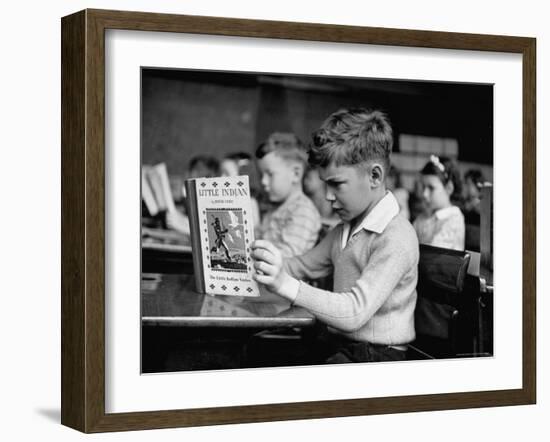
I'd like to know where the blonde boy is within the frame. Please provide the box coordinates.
[252,109,419,363]
[255,132,321,258]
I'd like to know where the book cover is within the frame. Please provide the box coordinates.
[185,176,259,297]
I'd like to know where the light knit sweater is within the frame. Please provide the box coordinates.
[284,192,419,345]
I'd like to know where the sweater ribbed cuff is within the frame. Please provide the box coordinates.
[279,277,300,304]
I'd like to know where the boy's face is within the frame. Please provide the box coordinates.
[220,159,239,177]
[189,164,217,179]
[319,162,375,223]
[258,152,301,203]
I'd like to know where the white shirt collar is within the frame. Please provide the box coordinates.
[434,205,461,220]
[341,191,400,248]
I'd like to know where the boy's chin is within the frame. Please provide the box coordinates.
[267,194,284,203]
[334,210,349,221]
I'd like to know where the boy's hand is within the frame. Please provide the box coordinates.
[251,240,299,300]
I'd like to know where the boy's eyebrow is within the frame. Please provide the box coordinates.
[322,175,346,182]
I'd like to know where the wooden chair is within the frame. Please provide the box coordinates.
[408,244,474,360]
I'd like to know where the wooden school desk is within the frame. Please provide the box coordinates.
[141,272,316,372]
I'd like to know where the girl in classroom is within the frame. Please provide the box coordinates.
[413,155,465,251]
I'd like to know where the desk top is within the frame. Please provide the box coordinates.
[141,273,315,328]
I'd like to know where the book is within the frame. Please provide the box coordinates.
[152,163,176,213]
[142,163,176,214]
[141,167,159,216]
[185,175,259,297]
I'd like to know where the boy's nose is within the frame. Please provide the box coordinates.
[325,188,336,202]
[260,174,269,187]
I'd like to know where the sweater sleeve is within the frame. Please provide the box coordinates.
[283,226,338,281]
[292,231,418,333]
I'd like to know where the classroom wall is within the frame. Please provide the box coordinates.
[142,70,493,187]
[142,74,260,171]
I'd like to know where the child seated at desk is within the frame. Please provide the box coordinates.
[463,168,485,224]
[255,132,321,258]
[413,155,465,251]
[252,108,419,363]
[220,151,261,230]
[166,155,221,236]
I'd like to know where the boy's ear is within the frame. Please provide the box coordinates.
[369,162,385,187]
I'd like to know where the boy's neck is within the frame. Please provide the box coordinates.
[349,187,387,232]
[283,185,303,203]
[272,185,303,208]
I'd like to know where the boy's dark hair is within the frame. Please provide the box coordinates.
[255,132,308,167]
[308,108,393,172]
[421,155,463,205]
[224,151,252,163]
[188,155,220,178]
[224,151,261,195]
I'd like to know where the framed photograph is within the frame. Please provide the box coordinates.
[61,9,536,433]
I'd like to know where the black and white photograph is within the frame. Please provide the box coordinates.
[140,67,494,373]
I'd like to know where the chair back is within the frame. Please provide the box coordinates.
[415,244,471,344]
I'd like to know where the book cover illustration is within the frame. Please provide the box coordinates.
[186,176,259,297]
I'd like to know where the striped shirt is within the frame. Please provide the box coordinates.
[258,190,321,258]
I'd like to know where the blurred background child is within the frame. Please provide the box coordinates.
[187,155,220,179]
[463,168,485,223]
[413,155,465,250]
[386,165,410,220]
[220,152,250,177]
[408,176,428,223]
[166,155,221,235]
[220,151,261,229]
[255,132,321,258]
[462,168,486,251]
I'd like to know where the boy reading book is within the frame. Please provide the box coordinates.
[252,109,419,363]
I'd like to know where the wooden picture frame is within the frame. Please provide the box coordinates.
[61,8,536,433]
